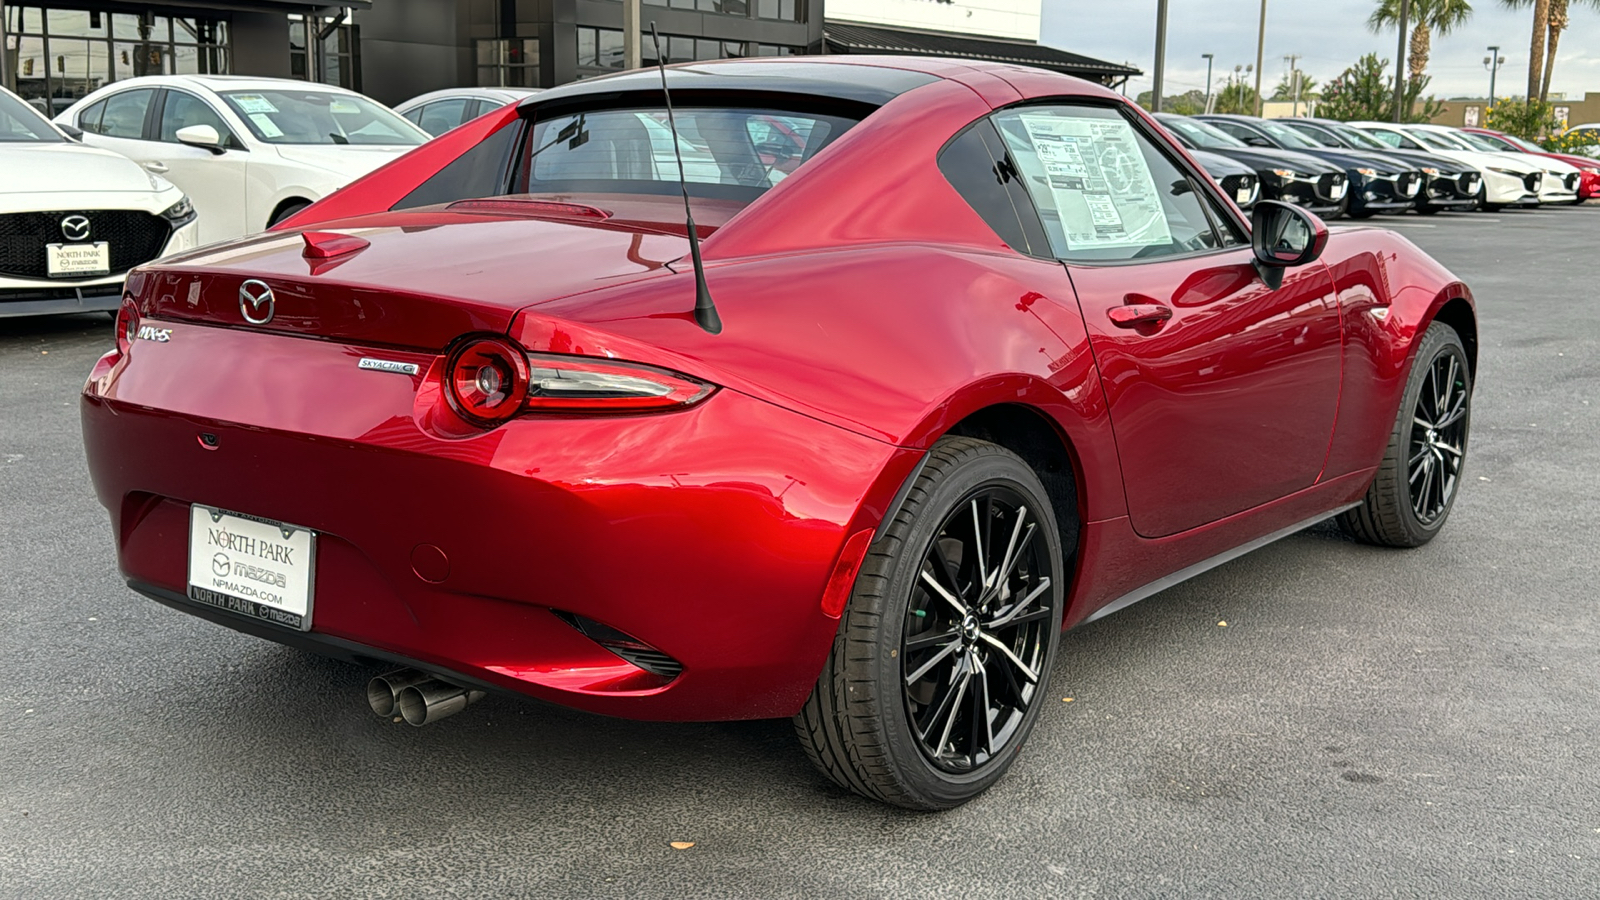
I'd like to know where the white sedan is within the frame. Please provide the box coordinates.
[1,85,198,318]
[1352,121,1558,208]
[55,76,428,246]
[1410,122,1581,205]
[395,87,540,137]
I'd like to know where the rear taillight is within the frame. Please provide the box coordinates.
[115,295,138,356]
[523,353,713,414]
[443,336,530,427]
[442,336,716,427]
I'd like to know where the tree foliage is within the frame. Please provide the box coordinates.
[1484,97,1561,140]
[1213,82,1261,115]
[1317,53,1445,123]
[1500,0,1600,102]
[1368,0,1474,84]
[1270,72,1319,101]
[1135,89,1208,115]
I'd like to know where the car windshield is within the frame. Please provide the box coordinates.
[1330,124,1394,151]
[1502,134,1547,152]
[221,89,425,146]
[517,106,858,201]
[1281,122,1342,147]
[1453,131,1509,152]
[1159,116,1247,149]
[1407,129,1464,151]
[0,90,63,143]
[1256,120,1322,149]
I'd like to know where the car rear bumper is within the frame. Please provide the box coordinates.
[81,323,910,721]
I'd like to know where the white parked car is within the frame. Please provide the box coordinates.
[394,87,540,137]
[1411,123,1581,205]
[55,76,428,246]
[1,85,198,318]
[1353,121,1569,209]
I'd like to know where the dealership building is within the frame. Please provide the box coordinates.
[1,0,1137,110]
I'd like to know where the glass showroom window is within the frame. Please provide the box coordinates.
[290,15,360,90]
[477,37,540,88]
[3,7,227,115]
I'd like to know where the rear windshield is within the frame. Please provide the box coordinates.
[514,107,858,202]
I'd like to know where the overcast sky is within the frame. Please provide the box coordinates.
[1040,0,1600,101]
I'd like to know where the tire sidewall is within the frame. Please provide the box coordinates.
[1392,325,1472,543]
[858,447,1064,806]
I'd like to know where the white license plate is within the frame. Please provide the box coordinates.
[1236,187,1253,204]
[187,505,316,631]
[46,242,110,278]
[1330,182,1348,200]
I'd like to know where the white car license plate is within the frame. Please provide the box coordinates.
[187,505,316,631]
[46,242,110,278]
[1236,187,1253,204]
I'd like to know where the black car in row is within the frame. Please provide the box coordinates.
[1155,114,1351,218]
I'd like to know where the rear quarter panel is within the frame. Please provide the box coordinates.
[1320,225,1474,479]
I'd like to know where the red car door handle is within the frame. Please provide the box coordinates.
[1108,304,1174,328]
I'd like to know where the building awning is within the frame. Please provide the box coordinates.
[822,22,1140,84]
[114,0,373,11]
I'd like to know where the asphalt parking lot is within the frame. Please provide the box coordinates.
[3,205,1598,899]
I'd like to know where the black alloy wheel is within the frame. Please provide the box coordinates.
[902,485,1054,773]
[794,437,1066,810]
[1341,321,1472,547]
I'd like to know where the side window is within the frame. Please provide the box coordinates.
[77,100,107,134]
[159,92,237,147]
[938,120,1050,257]
[1367,130,1402,148]
[392,119,522,210]
[99,90,155,139]
[402,106,424,125]
[993,105,1226,262]
[418,99,471,136]
[1209,121,1259,143]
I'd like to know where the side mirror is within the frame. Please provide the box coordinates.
[1251,200,1328,290]
[58,123,85,142]
[1244,135,1274,148]
[175,124,225,155]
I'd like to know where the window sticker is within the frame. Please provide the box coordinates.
[232,94,279,115]
[1011,111,1171,252]
[249,113,284,138]
[329,99,360,115]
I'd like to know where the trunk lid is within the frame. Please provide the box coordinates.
[137,207,695,350]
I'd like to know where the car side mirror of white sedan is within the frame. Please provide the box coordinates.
[176,124,226,155]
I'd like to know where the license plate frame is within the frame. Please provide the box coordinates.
[46,242,111,278]
[186,504,317,632]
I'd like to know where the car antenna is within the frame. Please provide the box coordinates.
[649,23,722,335]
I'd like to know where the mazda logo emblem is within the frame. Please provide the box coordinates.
[61,215,91,242]
[239,279,276,325]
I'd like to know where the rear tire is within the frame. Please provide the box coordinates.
[794,437,1065,810]
[268,200,312,227]
[1339,322,1472,548]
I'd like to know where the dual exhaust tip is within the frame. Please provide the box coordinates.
[367,669,485,727]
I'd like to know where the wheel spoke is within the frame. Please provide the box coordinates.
[1414,460,1434,517]
[1413,415,1435,431]
[969,657,994,761]
[929,668,971,752]
[979,632,1039,684]
[1409,445,1431,466]
[905,628,960,653]
[920,568,968,617]
[1434,441,1463,459]
[970,499,988,593]
[988,506,1029,601]
[988,523,1037,606]
[987,577,1052,629]
[990,605,1053,631]
[905,638,961,686]
[931,538,966,601]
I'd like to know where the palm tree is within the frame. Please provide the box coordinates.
[1502,0,1600,102]
[1369,0,1475,85]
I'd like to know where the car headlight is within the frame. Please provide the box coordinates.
[1421,167,1440,175]
[161,196,197,226]
[1267,168,1297,180]
[1355,167,1378,178]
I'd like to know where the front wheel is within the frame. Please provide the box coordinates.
[1340,322,1472,547]
[794,437,1065,810]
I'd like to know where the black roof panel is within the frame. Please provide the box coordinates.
[519,60,941,113]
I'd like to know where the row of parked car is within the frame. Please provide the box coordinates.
[3,69,1591,320]
[1165,112,1596,219]
[0,74,534,318]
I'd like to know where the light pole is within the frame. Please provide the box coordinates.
[1152,0,1169,112]
[1202,53,1215,114]
[1253,0,1268,116]
[1392,0,1410,123]
[1484,45,1505,107]
[1284,54,1301,117]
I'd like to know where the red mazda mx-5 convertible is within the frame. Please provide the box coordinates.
[82,57,1476,809]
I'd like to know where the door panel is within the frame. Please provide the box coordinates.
[1069,252,1343,537]
[153,91,248,244]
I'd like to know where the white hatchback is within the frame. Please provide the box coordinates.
[56,76,428,246]
[1,85,198,318]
